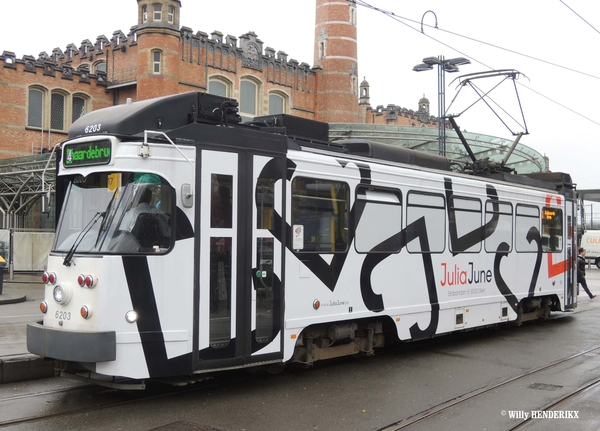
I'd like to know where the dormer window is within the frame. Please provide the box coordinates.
[168,6,174,23]
[154,5,162,21]
[142,5,148,22]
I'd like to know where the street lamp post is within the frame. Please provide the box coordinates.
[413,56,470,157]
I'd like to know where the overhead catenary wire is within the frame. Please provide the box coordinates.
[354,0,600,127]
[560,0,600,36]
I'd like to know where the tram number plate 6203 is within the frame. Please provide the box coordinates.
[55,311,71,321]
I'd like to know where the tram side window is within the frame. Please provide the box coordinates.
[354,186,402,253]
[448,196,482,253]
[211,175,233,229]
[515,204,540,253]
[256,178,275,230]
[485,201,513,253]
[541,207,563,252]
[406,191,445,253]
[291,177,349,252]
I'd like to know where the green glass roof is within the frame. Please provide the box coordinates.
[329,124,546,174]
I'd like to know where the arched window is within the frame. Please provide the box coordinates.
[28,88,45,128]
[142,5,148,22]
[240,78,259,122]
[208,77,231,97]
[51,92,66,131]
[167,6,174,23]
[153,4,162,21]
[28,87,87,131]
[94,61,107,74]
[72,95,88,122]
[268,92,287,115]
[152,50,162,74]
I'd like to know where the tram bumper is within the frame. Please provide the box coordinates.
[27,322,116,362]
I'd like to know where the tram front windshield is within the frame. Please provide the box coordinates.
[54,172,172,254]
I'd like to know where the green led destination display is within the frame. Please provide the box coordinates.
[64,140,112,167]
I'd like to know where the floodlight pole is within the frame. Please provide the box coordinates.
[437,58,446,157]
[413,55,470,157]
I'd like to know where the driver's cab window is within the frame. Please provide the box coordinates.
[117,173,172,252]
[54,172,173,254]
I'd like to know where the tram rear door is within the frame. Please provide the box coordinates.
[565,198,577,309]
[195,148,285,369]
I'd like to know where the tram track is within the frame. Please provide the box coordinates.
[0,372,257,428]
[504,376,600,431]
[378,343,600,431]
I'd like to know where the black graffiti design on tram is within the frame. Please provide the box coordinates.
[444,178,500,254]
[358,178,500,338]
[256,158,442,338]
[256,159,547,340]
[122,209,195,376]
[123,256,193,377]
[358,216,440,339]
[493,227,543,313]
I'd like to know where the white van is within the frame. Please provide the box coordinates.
[581,230,600,268]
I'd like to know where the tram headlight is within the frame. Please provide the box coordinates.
[52,284,70,305]
[125,310,138,323]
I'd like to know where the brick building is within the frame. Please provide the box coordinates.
[0,0,438,160]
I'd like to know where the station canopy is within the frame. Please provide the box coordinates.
[329,124,547,174]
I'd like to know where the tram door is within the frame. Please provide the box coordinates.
[196,149,284,367]
[565,199,577,309]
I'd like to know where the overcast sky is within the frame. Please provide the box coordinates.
[2,0,599,194]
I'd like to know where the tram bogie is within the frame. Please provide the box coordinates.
[27,92,578,388]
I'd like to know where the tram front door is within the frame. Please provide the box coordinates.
[195,149,284,369]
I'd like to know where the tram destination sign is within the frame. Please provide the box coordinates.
[63,140,112,167]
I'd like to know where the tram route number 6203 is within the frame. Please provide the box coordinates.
[55,311,71,321]
[84,124,102,134]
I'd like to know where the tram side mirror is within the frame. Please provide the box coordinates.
[181,184,193,208]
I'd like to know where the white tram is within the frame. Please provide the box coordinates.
[28,92,577,387]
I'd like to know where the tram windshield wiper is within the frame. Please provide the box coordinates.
[63,211,105,267]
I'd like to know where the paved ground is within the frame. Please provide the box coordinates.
[1,269,599,385]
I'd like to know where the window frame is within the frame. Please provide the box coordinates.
[208,77,231,98]
[50,91,67,132]
[406,191,446,254]
[515,204,540,253]
[27,87,45,129]
[268,92,288,115]
[72,94,89,123]
[153,4,162,21]
[541,206,563,253]
[152,50,162,74]
[354,185,403,254]
[291,176,350,254]
[448,195,483,254]
[27,86,89,131]
[484,200,514,253]
[239,77,261,122]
